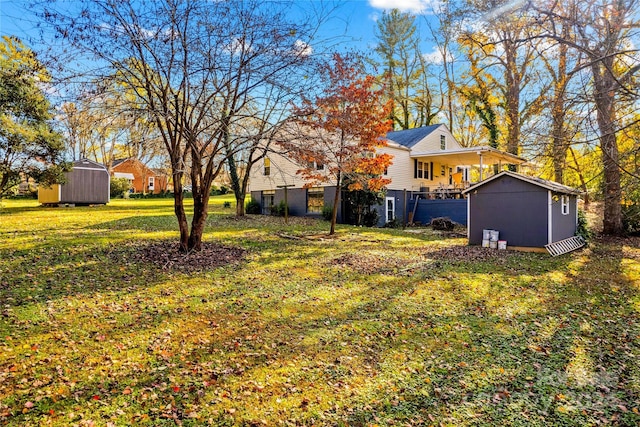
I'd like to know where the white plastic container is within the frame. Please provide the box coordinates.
[483,229,492,240]
[482,239,490,248]
[489,240,498,249]
[490,230,499,241]
[498,240,507,250]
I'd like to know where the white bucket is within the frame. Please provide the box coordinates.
[489,240,498,249]
[498,240,507,250]
[482,239,490,248]
[483,229,492,240]
[490,230,500,241]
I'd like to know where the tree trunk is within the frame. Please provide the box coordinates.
[330,172,341,235]
[551,37,569,184]
[235,194,245,216]
[173,189,190,253]
[505,40,521,172]
[188,190,209,252]
[592,61,623,234]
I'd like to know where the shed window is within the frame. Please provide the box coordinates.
[307,187,324,214]
[264,158,271,176]
[148,176,155,190]
[561,195,570,215]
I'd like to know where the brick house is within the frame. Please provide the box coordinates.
[111,158,171,194]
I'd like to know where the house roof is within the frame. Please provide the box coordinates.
[462,171,583,195]
[411,146,526,166]
[386,124,444,148]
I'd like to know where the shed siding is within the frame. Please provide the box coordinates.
[469,177,548,247]
[551,194,578,242]
[61,168,110,204]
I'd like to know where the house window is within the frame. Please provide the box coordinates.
[316,162,324,171]
[561,195,570,215]
[440,135,446,150]
[441,165,446,177]
[148,176,155,191]
[414,160,430,180]
[307,187,324,214]
[261,190,275,215]
[264,158,271,176]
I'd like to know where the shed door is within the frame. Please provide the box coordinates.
[385,197,395,223]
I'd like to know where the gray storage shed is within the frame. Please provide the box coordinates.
[38,159,110,205]
[462,171,582,249]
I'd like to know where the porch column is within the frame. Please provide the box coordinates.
[478,152,483,181]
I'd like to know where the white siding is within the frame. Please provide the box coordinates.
[248,150,335,192]
[409,125,462,153]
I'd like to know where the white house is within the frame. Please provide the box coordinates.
[248,124,525,225]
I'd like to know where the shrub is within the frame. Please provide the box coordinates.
[362,209,379,227]
[271,200,288,217]
[245,198,261,214]
[622,204,640,235]
[219,186,229,195]
[576,208,593,240]
[223,201,231,208]
[321,204,333,221]
[110,178,131,198]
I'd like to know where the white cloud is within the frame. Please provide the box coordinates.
[293,40,313,57]
[368,0,442,14]
[422,45,453,65]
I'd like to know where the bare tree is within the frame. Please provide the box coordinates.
[41,0,322,251]
[534,0,640,234]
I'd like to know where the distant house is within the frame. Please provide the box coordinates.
[248,124,526,225]
[38,159,110,205]
[111,158,171,194]
[463,171,582,249]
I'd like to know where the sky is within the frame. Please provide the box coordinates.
[0,0,442,57]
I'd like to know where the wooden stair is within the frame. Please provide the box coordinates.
[545,235,586,256]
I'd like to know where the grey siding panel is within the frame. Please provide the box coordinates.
[60,169,109,204]
[551,195,578,242]
[469,177,548,247]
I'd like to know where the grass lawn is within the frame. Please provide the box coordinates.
[1,198,639,426]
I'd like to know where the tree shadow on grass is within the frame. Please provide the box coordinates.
[4,234,638,426]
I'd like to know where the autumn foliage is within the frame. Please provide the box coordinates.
[283,53,393,234]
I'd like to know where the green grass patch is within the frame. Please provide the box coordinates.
[1,198,639,426]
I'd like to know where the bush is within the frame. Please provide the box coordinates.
[321,204,333,221]
[219,186,229,195]
[576,208,593,240]
[110,178,131,198]
[245,198,261,214]
[622,204,640,235]
[271,200,288,217]
[223,201,231,208]
[362,209,379,227]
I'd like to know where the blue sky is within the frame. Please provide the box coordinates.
[0,0,441,56]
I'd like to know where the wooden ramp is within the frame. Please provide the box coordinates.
[545,236,586,256]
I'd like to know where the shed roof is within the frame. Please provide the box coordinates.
[462,171,583,195]
[386,124,444,148]
[73,158,108,171]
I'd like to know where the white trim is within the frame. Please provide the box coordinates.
[561,195,570,215]
[385,197,395,223]
[548,191,553,244]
